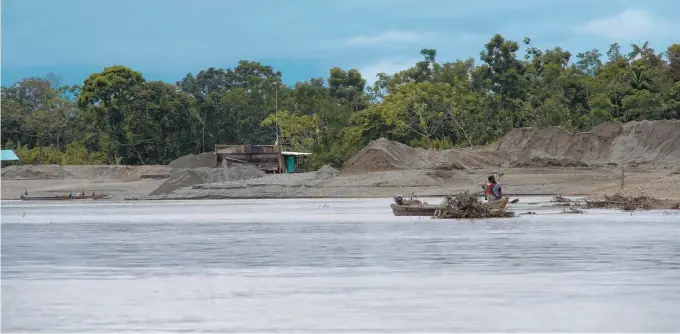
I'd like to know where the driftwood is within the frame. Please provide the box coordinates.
[552,195,570,202]
[604,193,662,210]
[587,193,674,210]
[562,206,584,214]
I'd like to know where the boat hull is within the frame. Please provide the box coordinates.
[390,203,439,216]
[20,195,109,201]
[391,197,511,217]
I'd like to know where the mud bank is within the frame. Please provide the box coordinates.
[3,120,680,202]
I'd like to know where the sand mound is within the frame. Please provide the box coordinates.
[315,165,339,179]
[607,120,680,166]
[149,168,226,196]
[168,152,215,169]
[497,120,680,168]
[343,138,494,173]
[342,120,679,174]
[224,163,263,180]
[343,138,424,173]
[149,164,263,196]
[121,165,172,181]
[1,164,74,179]
[1,164,170,181]
[62,165,133,179]
[619,174,680,201]
[506,150,590,168]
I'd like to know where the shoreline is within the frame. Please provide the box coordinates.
[3,166,679,203]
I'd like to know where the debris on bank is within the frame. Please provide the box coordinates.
[433,192,514,219]
[562,206,585,214]
[604,193,662,211]
[587,193,678,211]
[552,195,570,202]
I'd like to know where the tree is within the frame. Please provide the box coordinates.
[479,34,527,130]
[328,67,368,111]
[606,43,626,62]
[261,110,319,151]
[1,78,72,162]
[628,41,651,61]
[124,81,203,164]
[78,66,145,163]
[575,49,603,76]
[5,34,679,168]
[666,44,680,83]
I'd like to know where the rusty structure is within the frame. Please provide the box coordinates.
[214,139,311,173]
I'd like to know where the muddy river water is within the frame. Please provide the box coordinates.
[2,197,679,332]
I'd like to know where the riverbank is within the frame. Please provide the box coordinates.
[3,120,680,202]
[3,165,678,202]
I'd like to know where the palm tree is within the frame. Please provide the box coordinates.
[628,41,653,61]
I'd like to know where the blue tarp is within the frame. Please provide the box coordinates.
[1,150,20,161]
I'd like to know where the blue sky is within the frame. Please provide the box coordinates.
[2,0,679,87]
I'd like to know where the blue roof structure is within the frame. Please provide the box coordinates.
[1,150,20,161]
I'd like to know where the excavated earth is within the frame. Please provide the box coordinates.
[2,120,680,201]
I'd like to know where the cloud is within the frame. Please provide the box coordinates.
[345,30,429,47]
[574,9,675,40]
[359,58,419,85]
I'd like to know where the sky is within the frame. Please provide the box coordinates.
[2,0,679,87]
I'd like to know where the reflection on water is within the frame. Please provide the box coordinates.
[2,198,680,332]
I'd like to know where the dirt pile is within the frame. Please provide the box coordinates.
[315,165,339,179]
[1,164,138,180]
[121,165,172,181]
[497,120,680,168]
[149,164,263,196]
[149,168,226,196]
[2,165,74,179]
[167,152,216,169]
[342,138,495,174]
[618,174,680,201]
[224,163,263,180]
[62,165,133,179]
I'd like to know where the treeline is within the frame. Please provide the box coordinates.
[2,35,679,168]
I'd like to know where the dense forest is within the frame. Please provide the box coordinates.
[2,34,680,168]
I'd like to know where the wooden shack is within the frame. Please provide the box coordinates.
[215,144,312,173]
[215,144,283,173]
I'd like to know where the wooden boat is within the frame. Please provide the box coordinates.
[20,193,109,201]
[391,196,510,217]
[390,201,439,216]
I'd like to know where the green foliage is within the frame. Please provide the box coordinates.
[14,142,107,165]
[261,110,319,151]
[3,36,679,169]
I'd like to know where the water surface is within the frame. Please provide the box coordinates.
[2,198,679,332]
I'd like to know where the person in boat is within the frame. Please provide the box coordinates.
[482,177,494,200]
[68,191,72,198]
[486,175,503,203]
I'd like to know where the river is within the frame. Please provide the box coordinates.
[2,198,679,332]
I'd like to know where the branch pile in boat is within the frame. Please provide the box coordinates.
[433,192,512,219]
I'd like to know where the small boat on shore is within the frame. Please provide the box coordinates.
[20,193,109,201]
[391,195,510,217]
